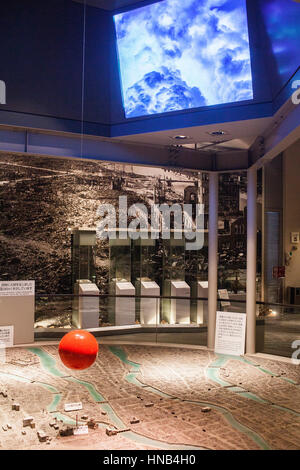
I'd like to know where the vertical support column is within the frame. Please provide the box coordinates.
[246,166,257,354]
[208,172,219,350]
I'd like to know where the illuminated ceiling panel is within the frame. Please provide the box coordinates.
[114,0,253,118]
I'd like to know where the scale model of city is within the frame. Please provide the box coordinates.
[0,344,299,450]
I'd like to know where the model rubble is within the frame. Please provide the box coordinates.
[0,345,299,450]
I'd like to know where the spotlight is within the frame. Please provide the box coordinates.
[268,310,278,317]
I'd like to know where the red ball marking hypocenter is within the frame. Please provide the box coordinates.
[58,330,99,370]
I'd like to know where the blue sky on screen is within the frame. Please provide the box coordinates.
[114,0,253,118]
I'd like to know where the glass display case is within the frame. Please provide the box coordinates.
[132,238,160,323]
[108,235,134,325]
[109,236,131,284]
[161,235,186,323]
[71,228,209,327]
[132,238,160,284]
[186,232,209,324]
[71,229,99,328]
[71,229,97,287]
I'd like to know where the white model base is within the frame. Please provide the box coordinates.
[115,282,136,326]
[197,281,208,325]
[73,282,99,329]
[140,281,160,325]
[170,281,190,324]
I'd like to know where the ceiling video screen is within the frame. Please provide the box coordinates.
[114,0,253,119]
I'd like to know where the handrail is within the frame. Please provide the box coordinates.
[33,293,300,310]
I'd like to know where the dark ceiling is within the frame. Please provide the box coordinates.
[72,0,158,11]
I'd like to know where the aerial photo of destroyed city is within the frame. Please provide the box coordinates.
[0,344,299,450]
[0,152,255,299]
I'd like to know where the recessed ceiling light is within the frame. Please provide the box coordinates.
[208,130,227,136]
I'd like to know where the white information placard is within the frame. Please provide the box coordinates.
[74,425,89,435]
[64,402,83,412]
[215,311,246,356]
[0,281,35,297]
[0,326,14,347]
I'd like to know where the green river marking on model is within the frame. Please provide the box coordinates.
[108,346,271,450]
[208,354,300,415]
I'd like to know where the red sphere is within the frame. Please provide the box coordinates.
[58,330,98,370]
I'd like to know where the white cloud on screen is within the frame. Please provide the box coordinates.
[114,0,253,118]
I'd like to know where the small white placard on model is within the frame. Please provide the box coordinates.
[215,311,246,356]
[73,425,89,435]
[218,289,231,307]
[0,326,14,347]
[0,281,35,297]
[64,402,83,412]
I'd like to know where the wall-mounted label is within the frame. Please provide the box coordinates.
[0,326,14,347]
[215,311,246,356]
[0,281,35,297]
